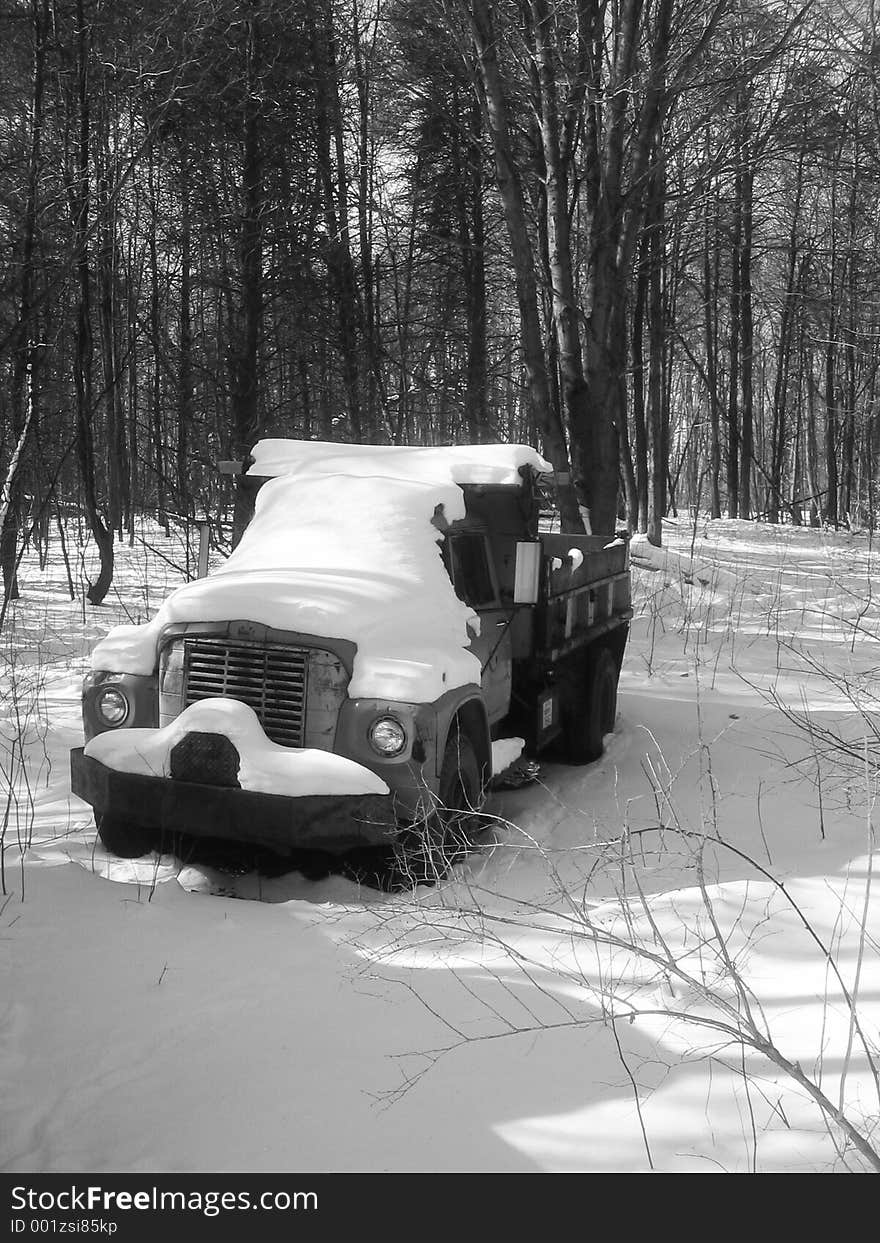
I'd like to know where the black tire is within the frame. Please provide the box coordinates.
[95,813,155,859]
[436,728,484,848]
[562,645,618,764]
[392,728,484,886]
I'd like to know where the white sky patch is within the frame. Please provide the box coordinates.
[85,698,388,797]
[90,441,550,702]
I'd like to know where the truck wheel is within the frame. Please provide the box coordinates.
[437,727,484,851]
[563,645,618,764]
[393,728,484,886]
[95,813,155,859]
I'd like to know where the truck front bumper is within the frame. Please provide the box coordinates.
[70,748,400,853]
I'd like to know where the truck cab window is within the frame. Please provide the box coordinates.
[445,533,497,609]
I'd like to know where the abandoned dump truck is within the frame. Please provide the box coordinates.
[70,441,631,862]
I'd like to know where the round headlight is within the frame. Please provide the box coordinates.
[95,685,129,727]
[368,716,407,757]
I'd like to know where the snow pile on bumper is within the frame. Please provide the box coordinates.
[84,698,389,798]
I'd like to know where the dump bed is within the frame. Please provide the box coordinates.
[537,533,631,662]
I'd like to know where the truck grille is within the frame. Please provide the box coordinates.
[159,636,350,751]
[182,638,307,747]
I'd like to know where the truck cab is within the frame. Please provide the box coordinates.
[70,441,631,873]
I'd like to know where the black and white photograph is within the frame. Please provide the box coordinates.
[1,0,878,1193]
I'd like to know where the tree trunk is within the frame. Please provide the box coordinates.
[147,143,166,527]
[309,0,363,442]
[467,0,582,530]
[727,156,742,519]
[703,178,722,519]
[646,154,666,547]
[460,89,489,441]
[769,141,806,525]
[841,145,859,524]
[96,105,128,537]
[353,0,383,438]
[738,107,754,520]
[71,0,113,604]
[824,166,839,529]
[632,234,649,532]
[1,0,49,604]
[529,0,592,525]
[178,139,193,512]
[805,342,822,527]
[231,4,266,541]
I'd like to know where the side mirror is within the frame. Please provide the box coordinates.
[513,541,541,605]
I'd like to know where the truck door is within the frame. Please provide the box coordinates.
[445,532,512,726]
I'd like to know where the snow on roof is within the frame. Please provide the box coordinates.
[91,440,548,702]
[247,438,552,486]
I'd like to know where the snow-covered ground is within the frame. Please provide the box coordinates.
[1,515,878,1173]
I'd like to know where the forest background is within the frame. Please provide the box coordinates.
[0,0,876,608]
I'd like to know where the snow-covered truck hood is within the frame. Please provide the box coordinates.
[90,441,551,702]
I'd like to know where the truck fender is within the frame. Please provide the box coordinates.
[436,690,491,787]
